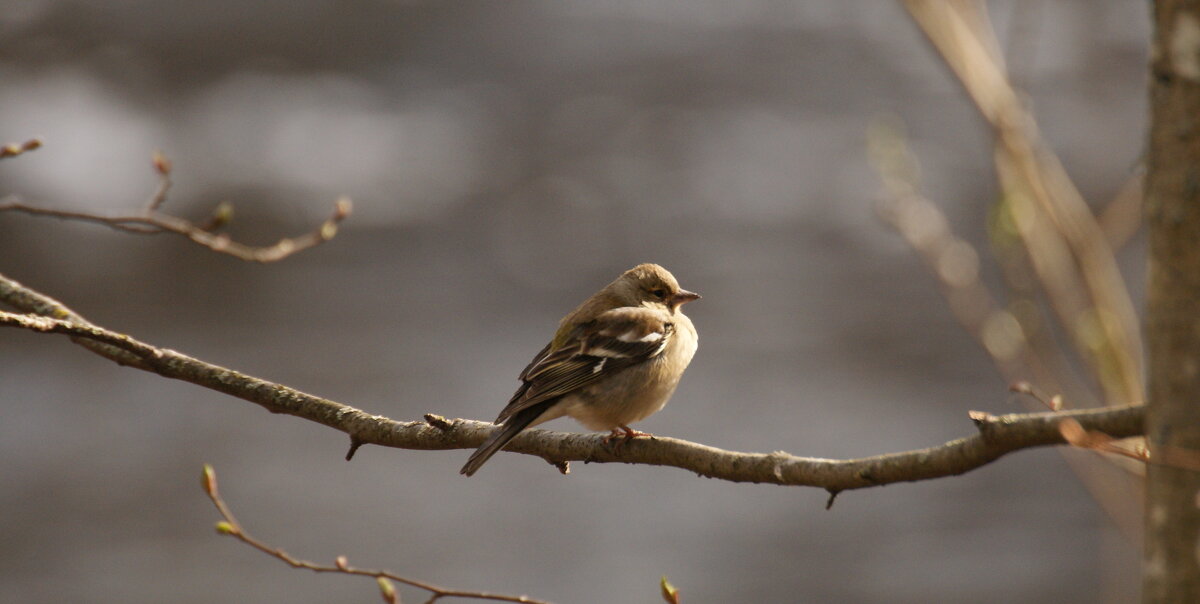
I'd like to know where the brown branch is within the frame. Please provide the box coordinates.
[200,465,549,604]
[0,272,1146,495]
[903,0,1144,407]
[148,151,173,212]
[1058,419,1149,465]
[871,121,1051,386]
[887,2,1147,540]
[871,122,1111,413]
[1098,167,1144,252]
[0,150,351,262]
[0,138,42,159]
[660,576,681,604]
[869,3,1153,549]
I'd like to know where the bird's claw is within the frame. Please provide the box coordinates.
[603,426,654,454]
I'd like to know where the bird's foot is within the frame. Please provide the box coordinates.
[603,426,654,454]
[620,425,654,440]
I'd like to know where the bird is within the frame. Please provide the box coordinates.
[460,263,700,476]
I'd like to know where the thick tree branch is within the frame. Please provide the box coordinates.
[1,272,1146,496]
[1144,0,1200,598]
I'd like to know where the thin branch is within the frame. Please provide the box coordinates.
[0,273,1146,494]
[0,138,42,159]
[871,120,1054,387]
[148,151,173,212]
[0,150,352,262]
[1059,419,1149,465]
[1097,167,1144,251]
[200,465,550,604]
[889,2,1148,539]
[904,0,1144,407]
[660,576,681,604]
[0,196,351,262]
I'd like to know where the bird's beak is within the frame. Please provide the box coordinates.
[671,289,701,308]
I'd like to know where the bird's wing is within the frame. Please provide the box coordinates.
[495,307,676,423]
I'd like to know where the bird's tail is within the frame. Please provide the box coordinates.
[459,404,547,476]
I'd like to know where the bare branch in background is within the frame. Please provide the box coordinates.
[879,1,1147,540]
[0,148,352,263]
[200,465,550,604]
[871,120,1074,393]
[1097,167,1144,251]
[1059,419,1148,465]
[904,0,1143,407]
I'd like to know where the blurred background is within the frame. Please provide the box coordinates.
[0,2,1147,602]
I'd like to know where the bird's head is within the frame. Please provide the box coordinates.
[609,263,700,314]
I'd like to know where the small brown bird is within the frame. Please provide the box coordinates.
[460,264,700,476]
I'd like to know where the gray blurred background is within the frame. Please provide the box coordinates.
[0,2,1147,602]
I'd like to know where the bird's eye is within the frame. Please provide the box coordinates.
[650,288,667,299]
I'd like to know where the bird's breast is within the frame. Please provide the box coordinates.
[559,312,697,431]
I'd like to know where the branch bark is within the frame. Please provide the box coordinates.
[0,150,352,263]
[1144,1,1200,600]
[1,272,1145,497]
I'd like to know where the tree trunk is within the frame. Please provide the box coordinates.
[1144,1,1200,601]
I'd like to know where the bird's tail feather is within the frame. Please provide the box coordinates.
[459,404,547,476]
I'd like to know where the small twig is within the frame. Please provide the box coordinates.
[892,4,1150,544]
[904,0,1144,407]
[1097,167,1144,251]
[345,437,365,461]
[870,120,1077,395]
[200,464,550,604]
[1009,382,1063,411]
[1058,419,1149,464]
[824,490,840,510]
[1058,419,1200,473]
[0,151,351,262]
[0,138,41,159]
[147,150,173,212]
[659,576,681,604]
[196,201,234,232]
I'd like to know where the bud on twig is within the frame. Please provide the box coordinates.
[377,577,397,604]
[152,150,172,175]
[201,464,217,496]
